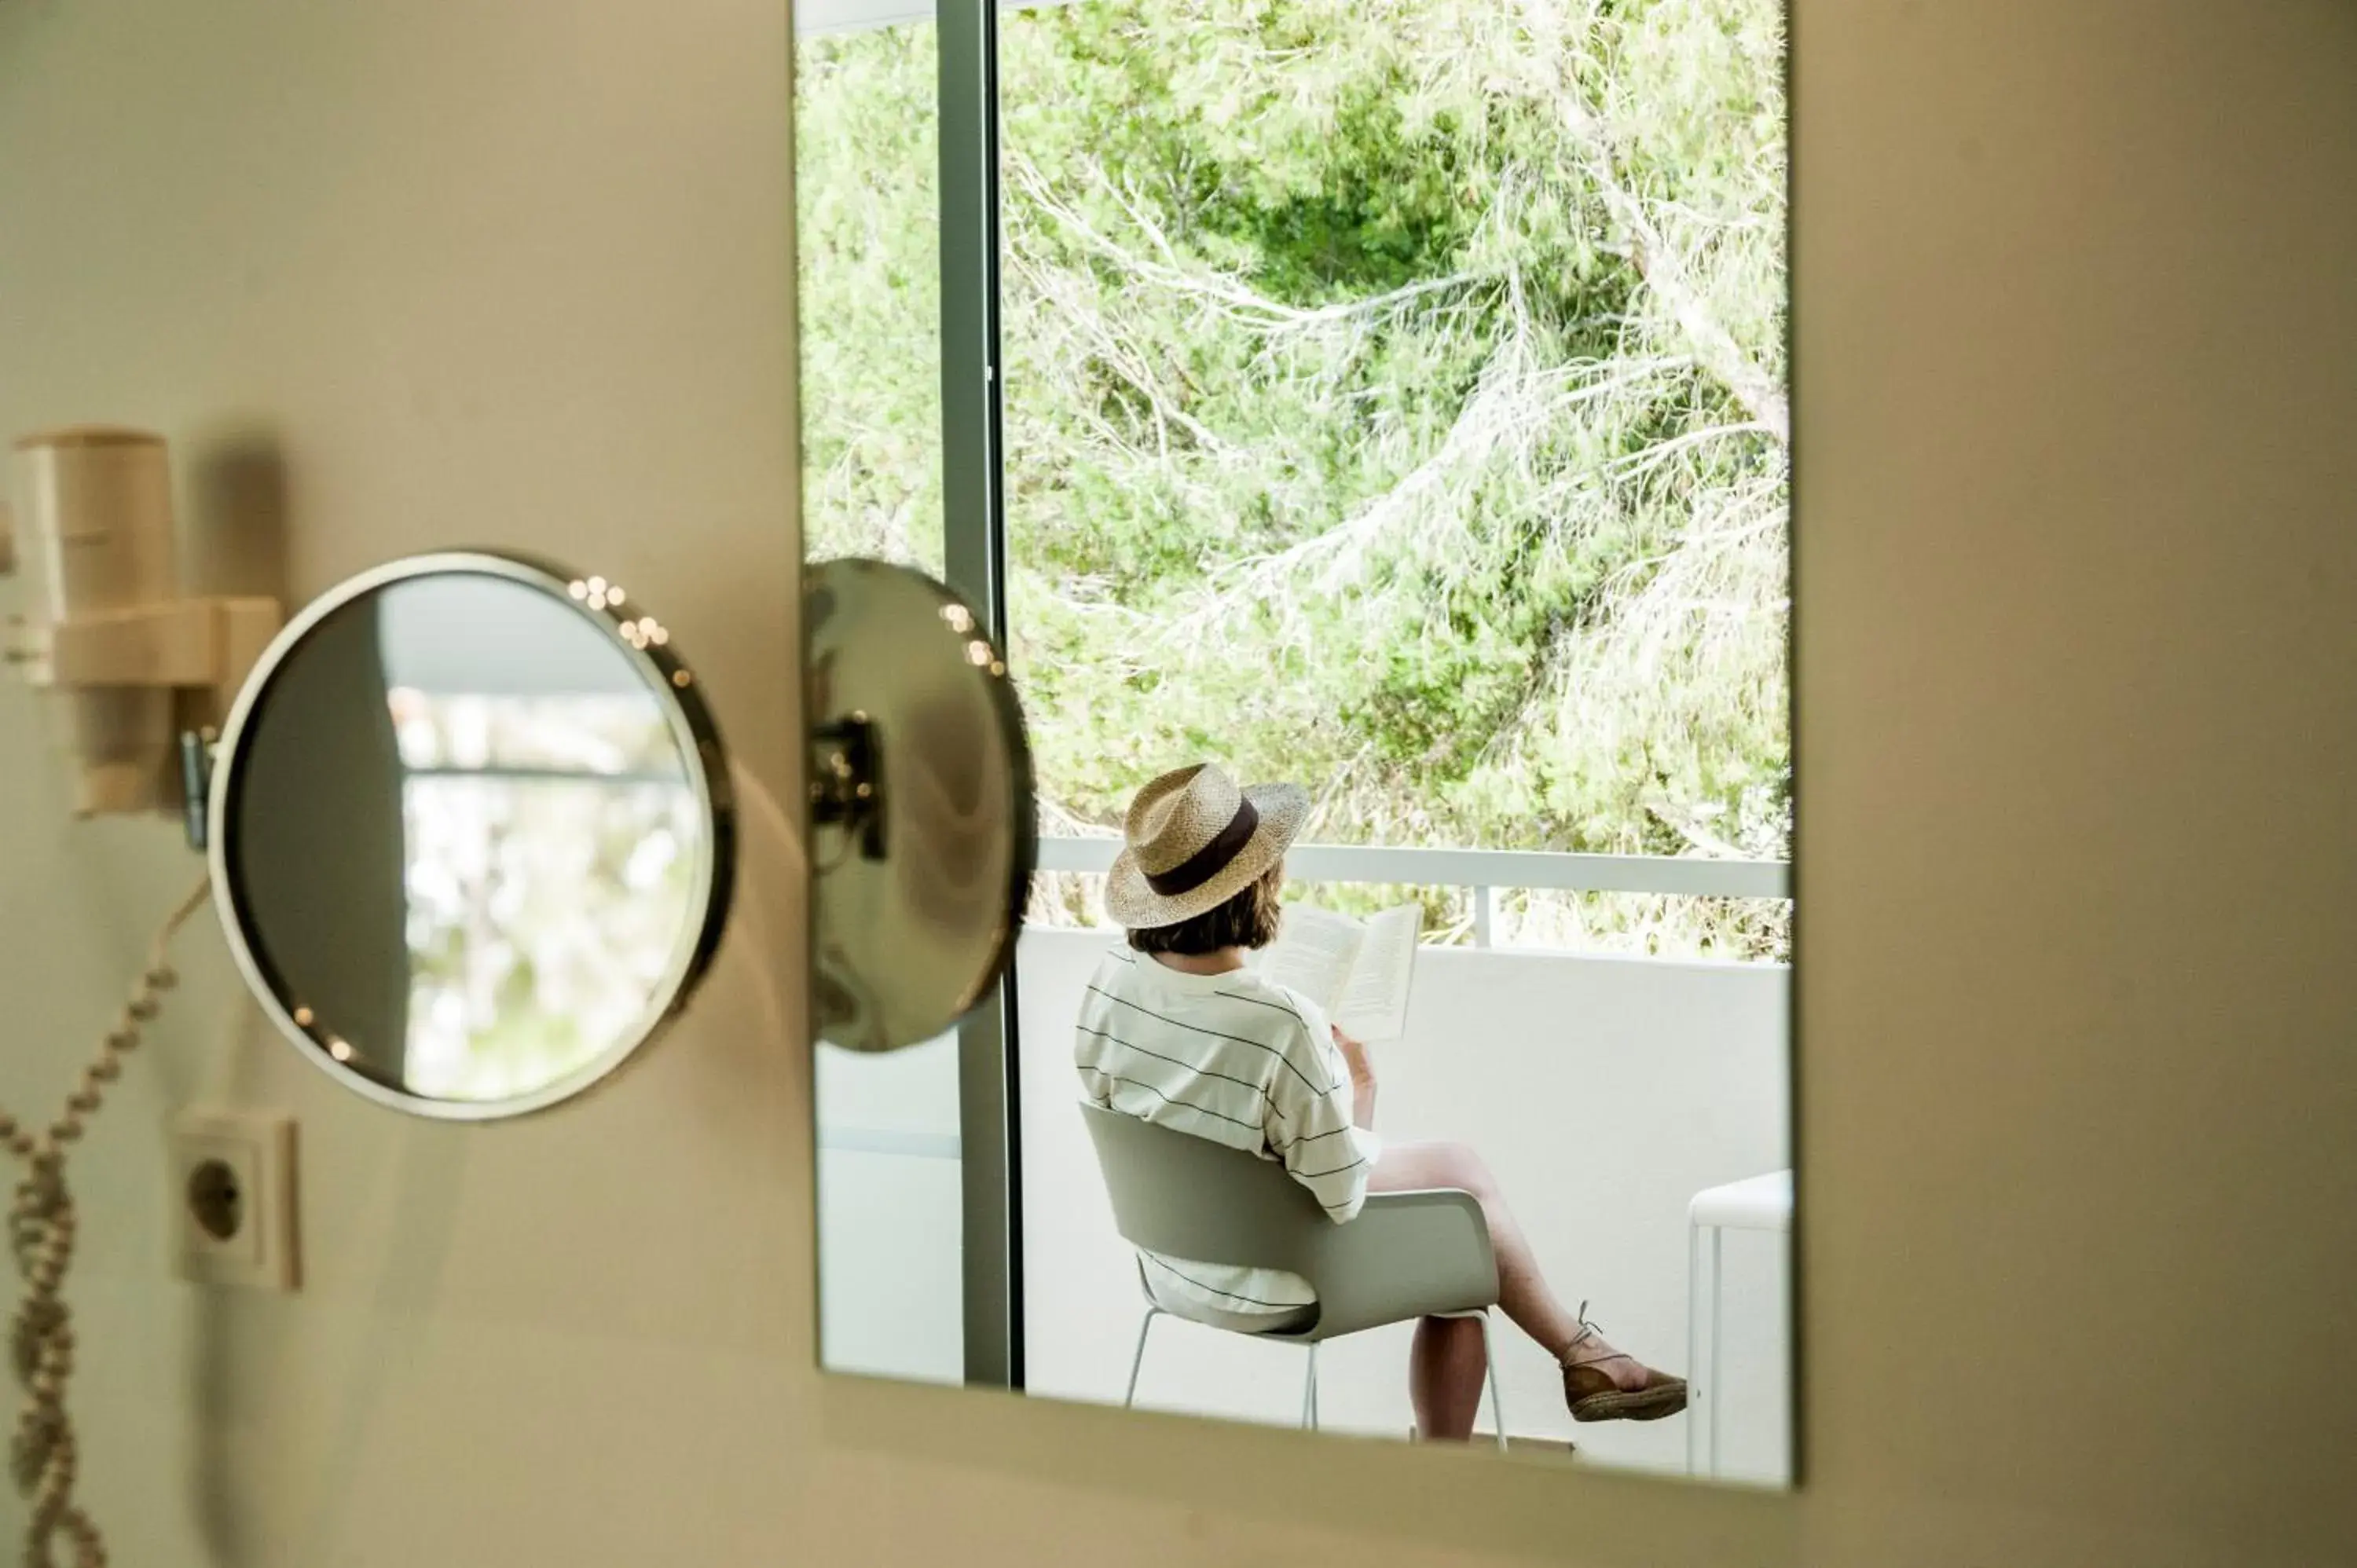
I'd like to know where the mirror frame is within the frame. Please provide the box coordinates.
[206,549,737,1120]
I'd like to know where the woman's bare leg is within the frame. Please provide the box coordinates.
[1372,1141,1585,1357]
[1408,1314,1488,1441]
[1371,1141,1653,1389]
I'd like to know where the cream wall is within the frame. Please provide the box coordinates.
[0,1,2352,1565]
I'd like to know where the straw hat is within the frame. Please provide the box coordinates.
[1104,764,1310,929]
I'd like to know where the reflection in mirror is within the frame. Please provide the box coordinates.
[801,0,1790,1486]
[807,557,1033,1053]
[794,0,979,1381]
[210,555,732,1119]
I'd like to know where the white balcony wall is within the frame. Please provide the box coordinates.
[819,926,1791,1483]
[1018,929,1791,1481]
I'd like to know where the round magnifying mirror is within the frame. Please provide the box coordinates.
[808,558,1033,1053]
[209,552,733,1119]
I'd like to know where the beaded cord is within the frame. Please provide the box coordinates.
[5,877,210,1568]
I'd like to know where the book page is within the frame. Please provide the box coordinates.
[1259,905,1363,1015]
[1332,904,1422,1042]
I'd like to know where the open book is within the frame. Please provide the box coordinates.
[1258,903,1423,1044]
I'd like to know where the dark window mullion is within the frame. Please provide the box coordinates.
[938,0,1022,1393]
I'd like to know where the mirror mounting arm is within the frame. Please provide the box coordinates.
[176,731,217,853]
[809,713,886,861]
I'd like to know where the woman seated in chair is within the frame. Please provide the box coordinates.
[1077,761,1688,1441]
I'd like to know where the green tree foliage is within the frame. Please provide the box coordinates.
[797,0,1788,957]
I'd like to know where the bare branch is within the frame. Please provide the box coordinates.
[1515,0,1791,444]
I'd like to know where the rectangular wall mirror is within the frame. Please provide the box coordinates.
[799,0,1791,1486]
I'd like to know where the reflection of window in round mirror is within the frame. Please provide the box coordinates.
[209,554,733,1119]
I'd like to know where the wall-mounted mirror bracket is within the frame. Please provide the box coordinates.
[809,713,885,861]
[176,728,218,852]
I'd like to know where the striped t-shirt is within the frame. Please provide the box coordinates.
[1074,945,1381,1324]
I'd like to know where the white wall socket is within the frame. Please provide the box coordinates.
[169,1108,298,1291]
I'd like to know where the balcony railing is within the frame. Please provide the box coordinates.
[818,839,1793,1163]
[1032,836,1790,948]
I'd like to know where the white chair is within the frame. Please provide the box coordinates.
[1685,1168,1792,1475]
[1080,1101,1508,1449]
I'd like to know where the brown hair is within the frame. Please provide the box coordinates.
[1125,862,1286,955]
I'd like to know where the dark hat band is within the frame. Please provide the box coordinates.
[1142,797,1261,897]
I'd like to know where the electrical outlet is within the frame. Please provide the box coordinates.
[169,1108,297,1291]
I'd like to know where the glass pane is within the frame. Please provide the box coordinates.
[1000,0,1789,961]
[1000,0,1794,1485]
[797,12,947,577]
[797,2,965,1387]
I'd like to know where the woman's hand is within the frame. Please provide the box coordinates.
[1334,1025,1378,1130]
[1332,1024,1376,1086]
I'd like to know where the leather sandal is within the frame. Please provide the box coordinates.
[1561,1302,1688,1423]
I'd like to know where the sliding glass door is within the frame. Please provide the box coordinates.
[988,0,1791,1445]
[798,0,1021,1390]
[805,0,1791,1454]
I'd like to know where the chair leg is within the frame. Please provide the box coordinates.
[1124,1307,1163,1409]
[1301,1343,1321,1431]
[1479,1312,1508,1454]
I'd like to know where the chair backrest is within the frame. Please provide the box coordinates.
[1080,1101,1502,1341]
[1079,1101,1328,1276]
